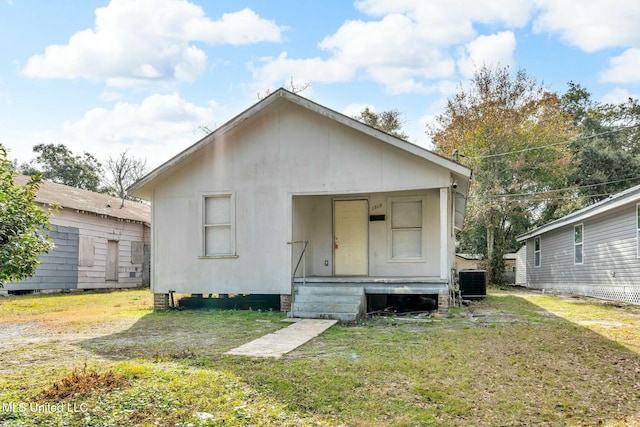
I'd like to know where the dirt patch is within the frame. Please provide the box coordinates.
[0,316,141,374]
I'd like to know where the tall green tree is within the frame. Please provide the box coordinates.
[24,143,104,192]
[561,82,640,203]
[354,107,409,140]
[0,144,55,286]
[430,66,575,284]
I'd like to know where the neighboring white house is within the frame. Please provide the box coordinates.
[129,89,472,320]
[3,176,151,293]
[516,184,640,305]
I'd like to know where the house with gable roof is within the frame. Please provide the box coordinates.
[3,175,150,293]
[517,183,640,304]
[129,89,472,320]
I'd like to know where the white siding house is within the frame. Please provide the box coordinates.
[3,176,150,293]
[516,184,640,304]
[129,89,472,320]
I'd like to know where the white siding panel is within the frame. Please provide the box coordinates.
[526,203,640,304]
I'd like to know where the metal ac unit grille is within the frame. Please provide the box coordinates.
[459,269,487,299]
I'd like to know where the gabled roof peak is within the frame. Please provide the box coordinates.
[128,88,471,199]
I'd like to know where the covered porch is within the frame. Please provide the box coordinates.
[288,188,457,321]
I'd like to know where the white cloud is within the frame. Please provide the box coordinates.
[354,0,533,29]
[62,93,215,168]
[533,0,640,52]
[457,31,517,78]
[342,103,373,119]
[599,87,640,104]
[99,91,125,102]
[599,48,640,84]
[250,52,355,89]
[22,0,284,87]
[252,0,532,95]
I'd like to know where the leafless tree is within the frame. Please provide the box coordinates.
[104,150,147,204]
[257,77,312,100]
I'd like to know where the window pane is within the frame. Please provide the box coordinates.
[534,237,540,251]
[534,251,540,267]
[392,201,422,228]
[575,244,583,264]
[205,226,231,255]
[205,196,230,225]
[392,229,421,258]
[574,225,583,244]
[637,205,640,228]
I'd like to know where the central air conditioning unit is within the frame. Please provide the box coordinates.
[459,269,487,299]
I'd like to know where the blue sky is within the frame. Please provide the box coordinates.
[1,0,639,170]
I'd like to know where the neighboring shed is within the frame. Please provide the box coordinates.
[455,253,482,271]
[455,253,516,283]
[503,253,517,284]
[3,176,151,293]
[129,88,472,320]
[516,184,640,304]
[515,246,526,286]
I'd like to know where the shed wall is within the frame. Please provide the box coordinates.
[4,208,148,292]
[5,224,79,291]
[515,246,526,285]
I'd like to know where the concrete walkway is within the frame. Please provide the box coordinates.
[225,319,337,358]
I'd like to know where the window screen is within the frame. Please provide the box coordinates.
[390,200,423,259]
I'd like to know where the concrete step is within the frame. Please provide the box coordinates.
[293,293,364,304]
[291,285,365,321]
[295,285,365,296]
[292,301,362,314]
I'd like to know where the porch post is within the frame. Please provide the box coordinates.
[440,188,449,281]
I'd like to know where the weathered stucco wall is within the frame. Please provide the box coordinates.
[148,99,456,295]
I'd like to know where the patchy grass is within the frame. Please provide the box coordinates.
[1,288,640,426]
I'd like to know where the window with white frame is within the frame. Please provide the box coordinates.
[574,224,583,265]
[534,237,541,267]
[203,194,235,257]
[389,198,424,260]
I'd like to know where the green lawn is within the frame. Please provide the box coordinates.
[1,288,639,426]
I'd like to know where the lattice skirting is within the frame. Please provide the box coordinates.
[531,283,640,305]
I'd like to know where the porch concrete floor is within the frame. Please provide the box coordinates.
[224,319,337,358]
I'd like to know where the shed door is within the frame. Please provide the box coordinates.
[334,200,368,276]
[106,240,118,281]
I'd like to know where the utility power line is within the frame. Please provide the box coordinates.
[466,123,640,160]
[472,175,640,200]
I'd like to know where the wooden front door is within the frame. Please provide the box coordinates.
[106,240,118,281]
[334,200,368,276]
